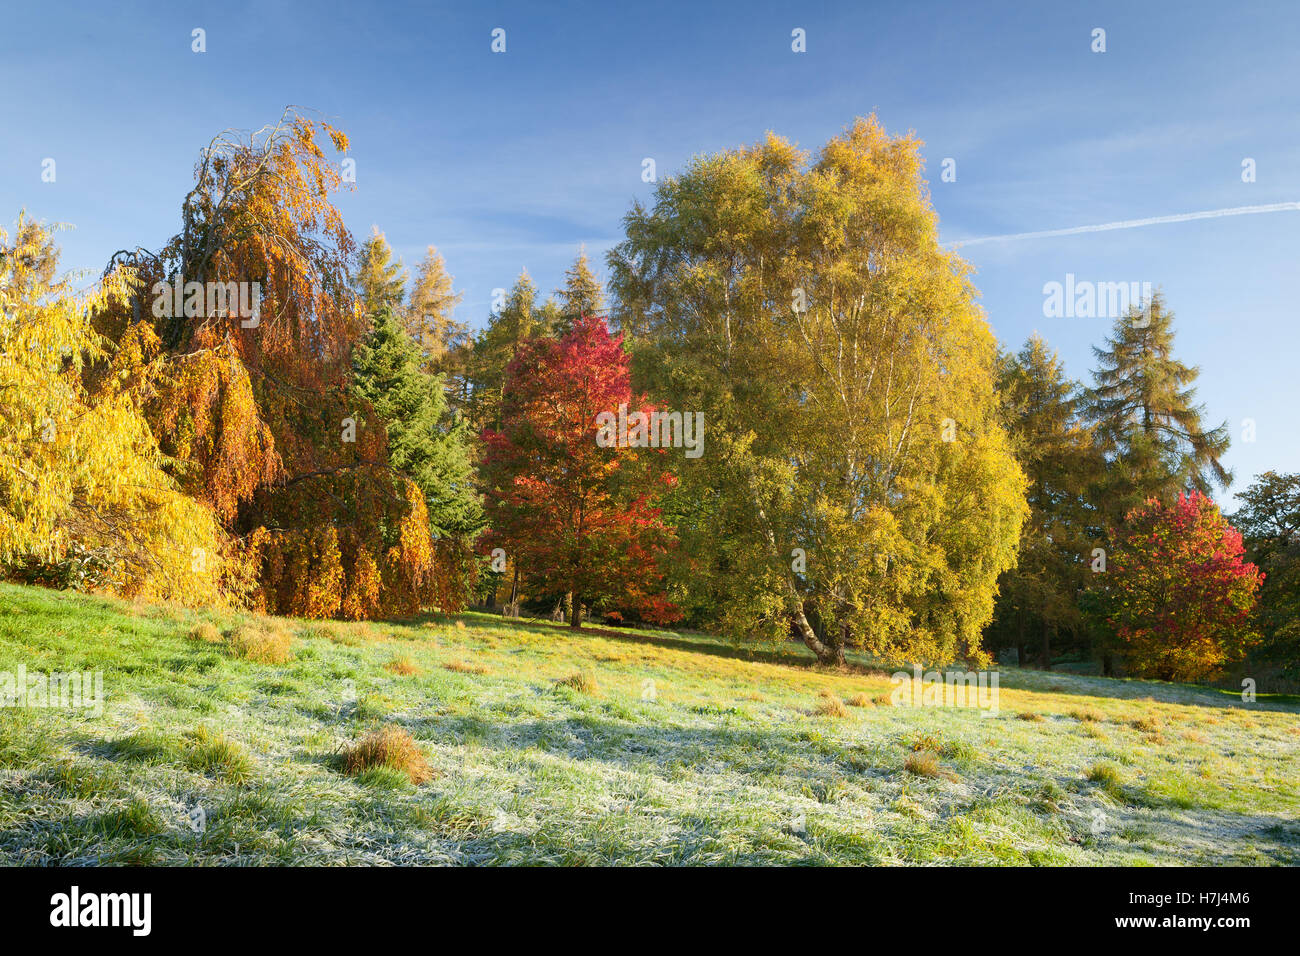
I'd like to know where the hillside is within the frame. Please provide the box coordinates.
[0,582,1296,865]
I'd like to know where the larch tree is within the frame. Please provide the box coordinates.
[406,245,467,373]
[355,227,408,317]
[554,249,606,334]
[0,214,226,604]
[461,271,553,434]
[609,116,1027,666]
[1086,293,1230,524]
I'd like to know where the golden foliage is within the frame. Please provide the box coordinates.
[0,214,227,604]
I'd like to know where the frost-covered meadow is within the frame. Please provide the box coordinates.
[1,582,1296,865]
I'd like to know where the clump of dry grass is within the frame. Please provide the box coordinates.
[1086,760,1125,793]
[556,671,599,695]
[813,689,851,718]
[873,693,894,707]
[444,660,489,676]
[911,732,944,753]
[340,725,432,784]
[845,692,874,708]
[385,655,422,676]
[1016,711,1045,722]
[226,622,293,664]
[903,751,957,780]
[183,726,251,782]
[1181,730,1208,744]
[1128,714,1163,733]
[1068,707,1105,723]
[187,621,222,643]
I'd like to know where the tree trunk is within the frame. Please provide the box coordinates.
[1040,624,1052,671]
[791,601,844,666]
[1016,611,1027,670]
[568,594,582,630]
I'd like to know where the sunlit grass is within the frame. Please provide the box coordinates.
[0,581,1296,865]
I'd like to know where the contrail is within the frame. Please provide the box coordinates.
[949,201,1300,248]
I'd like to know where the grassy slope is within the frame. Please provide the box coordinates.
[0,581,1297,865]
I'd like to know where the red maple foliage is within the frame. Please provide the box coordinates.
[479,315,678,628]
[1107,491,1264,681]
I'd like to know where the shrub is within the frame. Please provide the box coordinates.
[340,725,432,784]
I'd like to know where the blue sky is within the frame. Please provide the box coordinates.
[2,0,1297,505]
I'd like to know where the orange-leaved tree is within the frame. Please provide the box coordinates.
[97,110,464,616]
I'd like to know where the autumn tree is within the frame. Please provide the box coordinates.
[405,245,467,373]
[1106,492,1262,682]
[459,271,556,433]
[354,227,408,317]
[554,248,606,334]
[478,315,676,628]
[610,116,1026,666]
[0,214,226,603]
[988,334,1104,668]
[1086,294,1230,524]
[99,110,460,617]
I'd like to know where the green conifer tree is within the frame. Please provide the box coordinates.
[351,305,482,537]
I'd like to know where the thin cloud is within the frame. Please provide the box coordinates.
[949,202,1300,248]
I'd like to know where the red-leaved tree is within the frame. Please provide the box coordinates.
[479,315,678,628]
[1107,491,1264,681]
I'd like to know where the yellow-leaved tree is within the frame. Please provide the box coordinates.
[0,213,227,603]
[610,117,1028,666]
